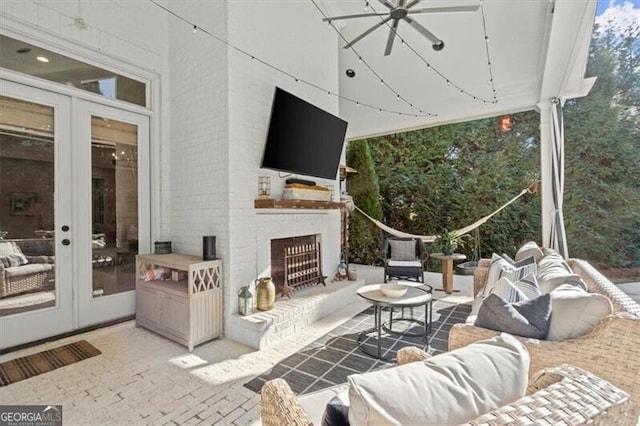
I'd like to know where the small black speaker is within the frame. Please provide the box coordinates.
[203,235,216,260]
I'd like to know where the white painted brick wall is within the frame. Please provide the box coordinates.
[2,0,344,348]
[225,2,342,340]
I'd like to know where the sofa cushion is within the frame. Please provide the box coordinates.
[547,284,613,341]
[537,252,586,293]
[5,263,53,277]
[0,253,29,268]
[347,334,529,425]
[299,383,349,425]
[476,293,552,339]
[515,241,545,263]
[321,391,350,426]
[388,240,416,261]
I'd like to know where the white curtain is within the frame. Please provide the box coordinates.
[548,98,569,258]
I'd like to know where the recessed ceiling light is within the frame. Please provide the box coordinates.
[36,56,49,63]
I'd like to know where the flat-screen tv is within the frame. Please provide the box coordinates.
[261,87,348,180]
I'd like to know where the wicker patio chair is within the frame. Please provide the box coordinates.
[383,237,425,283]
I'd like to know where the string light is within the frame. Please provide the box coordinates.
[150,0,432,118]
[312,0,436,117]
[367,0,497,104]
[480,3,498,103]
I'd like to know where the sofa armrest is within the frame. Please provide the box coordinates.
[396,346,431,365]
[450,314,640,417]
[465,364,632,426]
[261,378,312,426]
[472,258,491,297]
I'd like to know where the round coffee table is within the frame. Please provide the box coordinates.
[356,282,433,360]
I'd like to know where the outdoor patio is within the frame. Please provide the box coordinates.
[0,266,473,425]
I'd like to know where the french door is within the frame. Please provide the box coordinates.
[0,81,150,349]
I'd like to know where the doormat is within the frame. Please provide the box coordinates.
[244,300,471,395]
[0,340,101,386]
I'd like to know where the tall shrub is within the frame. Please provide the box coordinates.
[346,140,384,265]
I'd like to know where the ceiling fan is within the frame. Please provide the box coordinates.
[323,0,479,56]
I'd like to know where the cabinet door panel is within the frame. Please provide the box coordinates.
[160,293,189,340]
[136,285,159,327]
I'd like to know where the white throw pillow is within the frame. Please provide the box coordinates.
[347,334,530,425]
[547,284,613,341]
[515,241,544,263]
[537,252,586,293]
[491,277,527,303]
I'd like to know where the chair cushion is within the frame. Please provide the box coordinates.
[0,253,29,268]
[547,284,613,341]
[537,252,586,293]
[476,293,552,339]
[5,263,53,276]
[386,260,422,267]
[388,240,416,261]
[515,241,544,263]
[347,334,530,425]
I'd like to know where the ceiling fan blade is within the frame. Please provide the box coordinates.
[404,0,421,9]
[408,5,480,14]
[343,16,393,49]
[398,0,406,7]
[322,12,387,22]
[384,20,399,56]
[377,0,396,10]
[404,16,440,44]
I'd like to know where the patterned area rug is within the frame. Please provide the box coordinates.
[244,299,471,395]
[0,340,101,386]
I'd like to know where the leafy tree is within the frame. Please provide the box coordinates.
[346,139,384,265]
[563,23,640,267]
[368,113,541,266]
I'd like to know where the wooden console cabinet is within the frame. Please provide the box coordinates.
[135,253,222,351]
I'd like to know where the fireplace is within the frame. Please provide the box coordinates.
[271,234,325,291]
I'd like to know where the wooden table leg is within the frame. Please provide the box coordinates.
[442,258,454,294]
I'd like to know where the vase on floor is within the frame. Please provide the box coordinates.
[256,277,275,311]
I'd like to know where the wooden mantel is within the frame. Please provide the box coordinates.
[254,198,345,209]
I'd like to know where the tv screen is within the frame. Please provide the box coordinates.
[261,87,348,180]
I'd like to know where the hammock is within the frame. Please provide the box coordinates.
[354,185,533,243]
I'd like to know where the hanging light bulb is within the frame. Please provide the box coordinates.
[364,1,370,12]
[192,25,197,33]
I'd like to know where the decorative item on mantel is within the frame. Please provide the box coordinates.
[258,176,271,199]
[255,276,275,311]
[238,285,253,316]
[283,183,332,201]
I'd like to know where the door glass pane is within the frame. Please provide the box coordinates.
[91,115,137,297]
[0,96,56,316]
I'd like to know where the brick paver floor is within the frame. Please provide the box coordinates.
[0,266,472,425]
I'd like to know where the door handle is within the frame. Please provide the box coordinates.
[62,239,71,246]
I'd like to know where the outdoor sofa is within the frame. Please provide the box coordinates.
[261,335,632,425]
[0,240,54,298]
[446,254,640,423]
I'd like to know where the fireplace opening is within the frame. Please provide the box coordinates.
[271,234,325,292]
